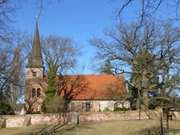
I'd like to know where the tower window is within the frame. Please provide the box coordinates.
[32,88,36,98]
[32,71,37,77]
[37,88,41,97]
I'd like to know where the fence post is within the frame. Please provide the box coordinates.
[160,108,164,135]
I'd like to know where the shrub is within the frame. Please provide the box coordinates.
[113,107,129,112]
[42,96,64,113]
[103,107,112,112]
[0,100,14,115]
[148,99,158,109]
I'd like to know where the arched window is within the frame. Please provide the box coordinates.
[32,72,37,77]
[32,70,37,77]
[32,88,36,98]
[37,88,41,97]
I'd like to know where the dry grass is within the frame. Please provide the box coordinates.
[0,124,47,135]
[60,120,159,135]
[0,120,179,135]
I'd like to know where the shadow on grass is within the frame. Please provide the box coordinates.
[24,124,87,135]
[56,123,95,135]
[11,123,95,135]
[137,126,160,135]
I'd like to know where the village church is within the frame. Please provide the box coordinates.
[24,22,127,113]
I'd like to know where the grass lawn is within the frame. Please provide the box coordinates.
[60,120,159,135]
[0,120,179,135]
[0,124,46,135]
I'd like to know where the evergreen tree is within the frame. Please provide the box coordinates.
[131,48,158,108]
[42,63,59,112]
[100,60,113,74]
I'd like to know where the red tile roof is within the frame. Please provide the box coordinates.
[59,74,126,100]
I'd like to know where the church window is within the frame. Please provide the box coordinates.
[37,88,41,97]
[84,102,91,112]
[32,71,37,77]
[32,88,36,97]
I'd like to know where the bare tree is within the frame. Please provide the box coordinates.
[90,21,180,111]
[0,0,16,43]
[43,36,78,75]
[0,0,17,95]
[58,75,89,112]
[8,48,21,111]
[90,21,157,70]
[42,36,80,112]
[117,0,180,21]
[156,23,180,96]
[0,47,23,114]
[102,79,126,100]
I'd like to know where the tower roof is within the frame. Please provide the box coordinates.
[27,21,43,68]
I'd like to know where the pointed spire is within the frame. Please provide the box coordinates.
[27,20,43,68]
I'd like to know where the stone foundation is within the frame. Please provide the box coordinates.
[0,111,179,128]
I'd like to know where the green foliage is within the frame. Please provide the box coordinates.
[0,100,14,115]
[100,60,113,74]
[129,48,158,108]
[103,107,112,112]
[42,96,64,113]
[114,107,129,112]
[131,48,158,91]
[42,63,61,113]
[46,67,57,98]
[148,97,172,109]
[148,99,157,109]
[45,90,56,98]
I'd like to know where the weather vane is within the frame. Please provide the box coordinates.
[35,0,43,21]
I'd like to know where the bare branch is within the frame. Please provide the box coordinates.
[117,0,134,17]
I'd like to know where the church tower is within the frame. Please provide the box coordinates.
[25,21,45,113]
[26,21,43,79]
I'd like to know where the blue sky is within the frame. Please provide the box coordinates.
[14,0,124,74]
[13,0,176,74]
